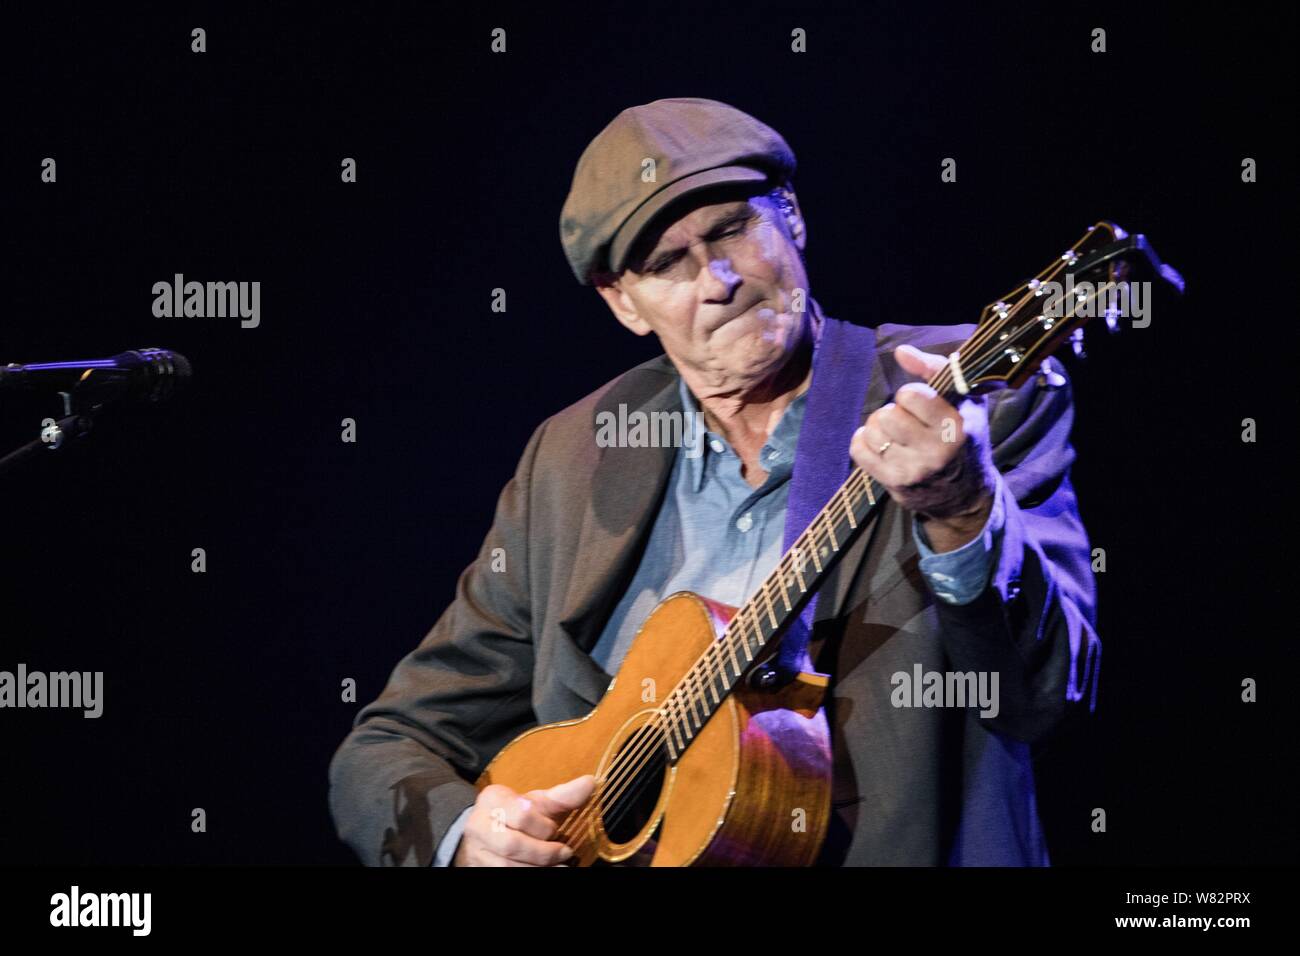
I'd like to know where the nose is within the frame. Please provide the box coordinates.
[700,255,741,302]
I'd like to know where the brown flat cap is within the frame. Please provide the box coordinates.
[559,97,797,285]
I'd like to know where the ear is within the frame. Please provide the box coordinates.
[780,187,807,254]
[595,280,654,336]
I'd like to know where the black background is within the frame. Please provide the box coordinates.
[2,2,1294,866]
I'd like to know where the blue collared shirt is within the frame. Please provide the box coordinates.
[587,376,810,675]
[432,371,1007,865]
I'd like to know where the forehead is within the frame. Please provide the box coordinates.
[654,199,752,243]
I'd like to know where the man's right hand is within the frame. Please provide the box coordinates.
[452,774,596,867]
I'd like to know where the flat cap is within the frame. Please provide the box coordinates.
[559,97,797,285]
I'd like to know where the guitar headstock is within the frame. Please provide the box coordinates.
[938,221,1185,398]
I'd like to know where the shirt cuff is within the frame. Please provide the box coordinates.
[431,804,475,867]
[910,473,1007,606]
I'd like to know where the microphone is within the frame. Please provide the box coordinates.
[0,348,192,406]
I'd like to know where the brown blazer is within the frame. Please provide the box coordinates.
[328,318,1101,866]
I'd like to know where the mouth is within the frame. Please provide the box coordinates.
[710,298,762,331]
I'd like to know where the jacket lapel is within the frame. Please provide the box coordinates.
[557,358,682,661]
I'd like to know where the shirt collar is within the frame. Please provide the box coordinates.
[677,371,810,493]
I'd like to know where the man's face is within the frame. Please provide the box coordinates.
[595,189,810,402]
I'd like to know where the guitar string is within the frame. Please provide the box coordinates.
[552,264,1113,852]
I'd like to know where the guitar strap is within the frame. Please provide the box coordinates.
[777,311,877,676]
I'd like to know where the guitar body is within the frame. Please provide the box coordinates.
[476,591,833,866]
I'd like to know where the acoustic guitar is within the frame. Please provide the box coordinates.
[476,221,1183,865]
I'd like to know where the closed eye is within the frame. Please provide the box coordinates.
[647,254,682,274]
[710,212,756,239]
[644,213,756,274]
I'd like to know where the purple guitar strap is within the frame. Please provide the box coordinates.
[776,314,877,676]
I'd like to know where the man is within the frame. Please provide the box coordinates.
[328,97,1101,867]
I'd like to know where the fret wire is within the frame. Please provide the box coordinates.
[776,565,793,611]
[695,646,719,691]
[807,529,824,573]
[679,681,694,728]
[668,683,686,736]
[790,546,807,592]
[683,672,701,728]
[841,489,857,529]
[669,711,685,752]
[822,511,839,551]
[761,584,778,628]
[741,614,757,660]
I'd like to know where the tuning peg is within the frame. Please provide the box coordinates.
[1070,327,1087,359]
[1104,302,1122,333]
[1036,359,1067,389]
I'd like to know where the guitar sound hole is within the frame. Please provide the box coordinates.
[600,739,669,844]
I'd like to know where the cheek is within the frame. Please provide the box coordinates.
[718,314,796,360]
[749,221,796,276]
[751,309,799,349]
[636,294,695,342]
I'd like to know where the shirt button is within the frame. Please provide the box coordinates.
[736,512,754,532]
[929,572,954,583]
[709,439,725,454]
[935,591,957,603]
[767,449,779,460]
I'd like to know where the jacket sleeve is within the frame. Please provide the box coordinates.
[930,356,1101,744]
[327,417,548,866]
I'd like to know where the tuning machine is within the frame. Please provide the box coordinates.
[1104,259,1132,333]
[1103,303,1122,333]
[1036,358,1067,389]
[1069,328,1087,359]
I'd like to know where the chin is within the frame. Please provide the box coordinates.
[728,337,790,378]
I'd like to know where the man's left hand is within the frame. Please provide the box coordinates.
[849,343,998,551]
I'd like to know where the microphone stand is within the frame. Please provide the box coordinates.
[0,390,98,477]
